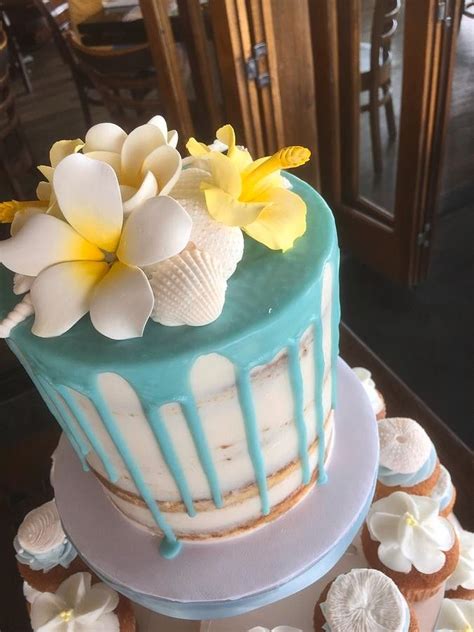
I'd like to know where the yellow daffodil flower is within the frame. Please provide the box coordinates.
[186,125,310,251]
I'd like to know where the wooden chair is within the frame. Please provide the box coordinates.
[0,22,33,199]
[34,0,94,127]
[360,0,401,174]
[68,34,161,131]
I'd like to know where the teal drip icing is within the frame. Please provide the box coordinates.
[57,385,119,483]
[330,248,341,409]
[236,369,270,515]
[287,340,311,485]
[313,302,327,486]
[145,405,196,517]
[89,384,179,550]
[180,397,222,508]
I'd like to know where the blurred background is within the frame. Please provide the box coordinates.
[0,0,471,443]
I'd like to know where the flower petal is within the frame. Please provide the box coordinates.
[30,592,66,628]
[121,123,167,186]
[117,195,191,266]
[207,151,241,197]
[142,145,182,195]
[75,582,119,619]
[30,261,108,337]
[186,137,210,157]
[122,171,158,215]
[90,262,153,339]
[369,512,400,543]
[56,572,91,607]
[38,165,54,182]
[147,114,168,138]
[84,151,122,179]
[53,154,123,252]
[203,186,264,227]
[378,542,412,573]
[36,180,51,202]
[83,122,127,153]
[244,187,307,251]
[0,214,104,276]
[49,138,84,167]
[10,207,44,236]
[167,129,178,148]
[216,124,235,152]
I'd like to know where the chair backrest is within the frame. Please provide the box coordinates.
[68,34,161,130]
[370,0,401,71]
[0,21,17,140]
[34,0,72,64]
[68,0,102,27]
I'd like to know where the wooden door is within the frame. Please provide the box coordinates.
[309,0,462,285]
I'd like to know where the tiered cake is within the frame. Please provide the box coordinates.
[0,119,339,559]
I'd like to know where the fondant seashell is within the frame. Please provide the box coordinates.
[13,273,34,295]
[147,244,227,326]
[171,168,244,279]
[0,293,34,338]
[17,500,65,554]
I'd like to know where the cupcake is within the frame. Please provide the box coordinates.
[431,465,457,518]
[445,530,474,600]
[434,598,474,631]
[375,417,441,500]
[314,568,419,631]
[353,367,386,420]
[14,499,88,592]
[28,572,136,631]
[362,491,459,602]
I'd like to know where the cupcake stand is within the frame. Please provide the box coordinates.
[52,360,442,630]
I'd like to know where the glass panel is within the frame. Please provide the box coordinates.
[358,0,404,213]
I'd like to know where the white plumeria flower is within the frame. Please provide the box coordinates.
[367,492,455,574]
[0,153,191,340]
[30,572,120,632]
[435,598,474,631]
[82,115,181,215]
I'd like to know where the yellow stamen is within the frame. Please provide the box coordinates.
[241,146,310,201]
[0,200,47,223]
[59,609,74,622]
[405,512,418,527]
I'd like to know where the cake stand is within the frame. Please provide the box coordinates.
[52,358,379,620]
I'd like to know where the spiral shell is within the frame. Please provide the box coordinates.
[324,568,407,632]
[17,500,65,554]
[0,293,34,338]
[148,244,227,327]
[171,168,244,279]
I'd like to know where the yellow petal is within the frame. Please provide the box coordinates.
[186,137,210,157]
[230,147,253,172]
[207,151,241,198]
[37,165,54,182]
[216,124,236,154]
[49,139,84,168]
[0,200,47,223]
[36,181,51,202]
[243,188,307,251]
[204,186,264,227]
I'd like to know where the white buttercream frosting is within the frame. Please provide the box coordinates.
[378,417,432,474]
[446,530,474,591]
[30,572,120,632]
[431,465,454,510]
[321,568,409,632]
[435,598,474,631]
[23,581,42,605]
[353,367,384,415]
[367,491,455,574]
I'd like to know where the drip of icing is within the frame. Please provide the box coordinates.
[288,339,310,485]
[146,405,196,516]
[236,368,270,515]
[181,396,223,508]
[58,385,119,483]
[330,248,340,410]
[314,289,327,485]
[159,537,183,560]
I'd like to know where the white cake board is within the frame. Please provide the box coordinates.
[53,358,379,620]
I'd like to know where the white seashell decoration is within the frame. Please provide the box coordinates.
[13,273,34,295]
[17,500,65,554]
[171,168,244,279]
[147,244,227,327]
[0,293,34,338]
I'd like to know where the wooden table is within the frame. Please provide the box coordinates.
[0,324,472,631]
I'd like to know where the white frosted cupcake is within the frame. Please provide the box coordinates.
[431,465,457,518]
[376,418,440,500]
[353,367,386,420]
[313,568,419,631]
[445,530,474,600]
[435,598,474,631]
[14,500,87,592]
[362,491,459,602]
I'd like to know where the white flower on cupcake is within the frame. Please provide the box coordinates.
[367,491,455,574]
[30,572,120,631]
[435,598,474,631]
[0,154,191,340]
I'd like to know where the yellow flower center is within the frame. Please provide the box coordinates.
[0,200,47,223]
[404,512,418,527]
[240,146,310,202]
[59,609,74,622]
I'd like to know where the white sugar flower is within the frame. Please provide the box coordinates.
[435,598,474,631]
[367,491,455,574]
[0,153,191,339]
[30,572,120,632]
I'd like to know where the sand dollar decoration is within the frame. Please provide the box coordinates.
[378,417,432,474]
